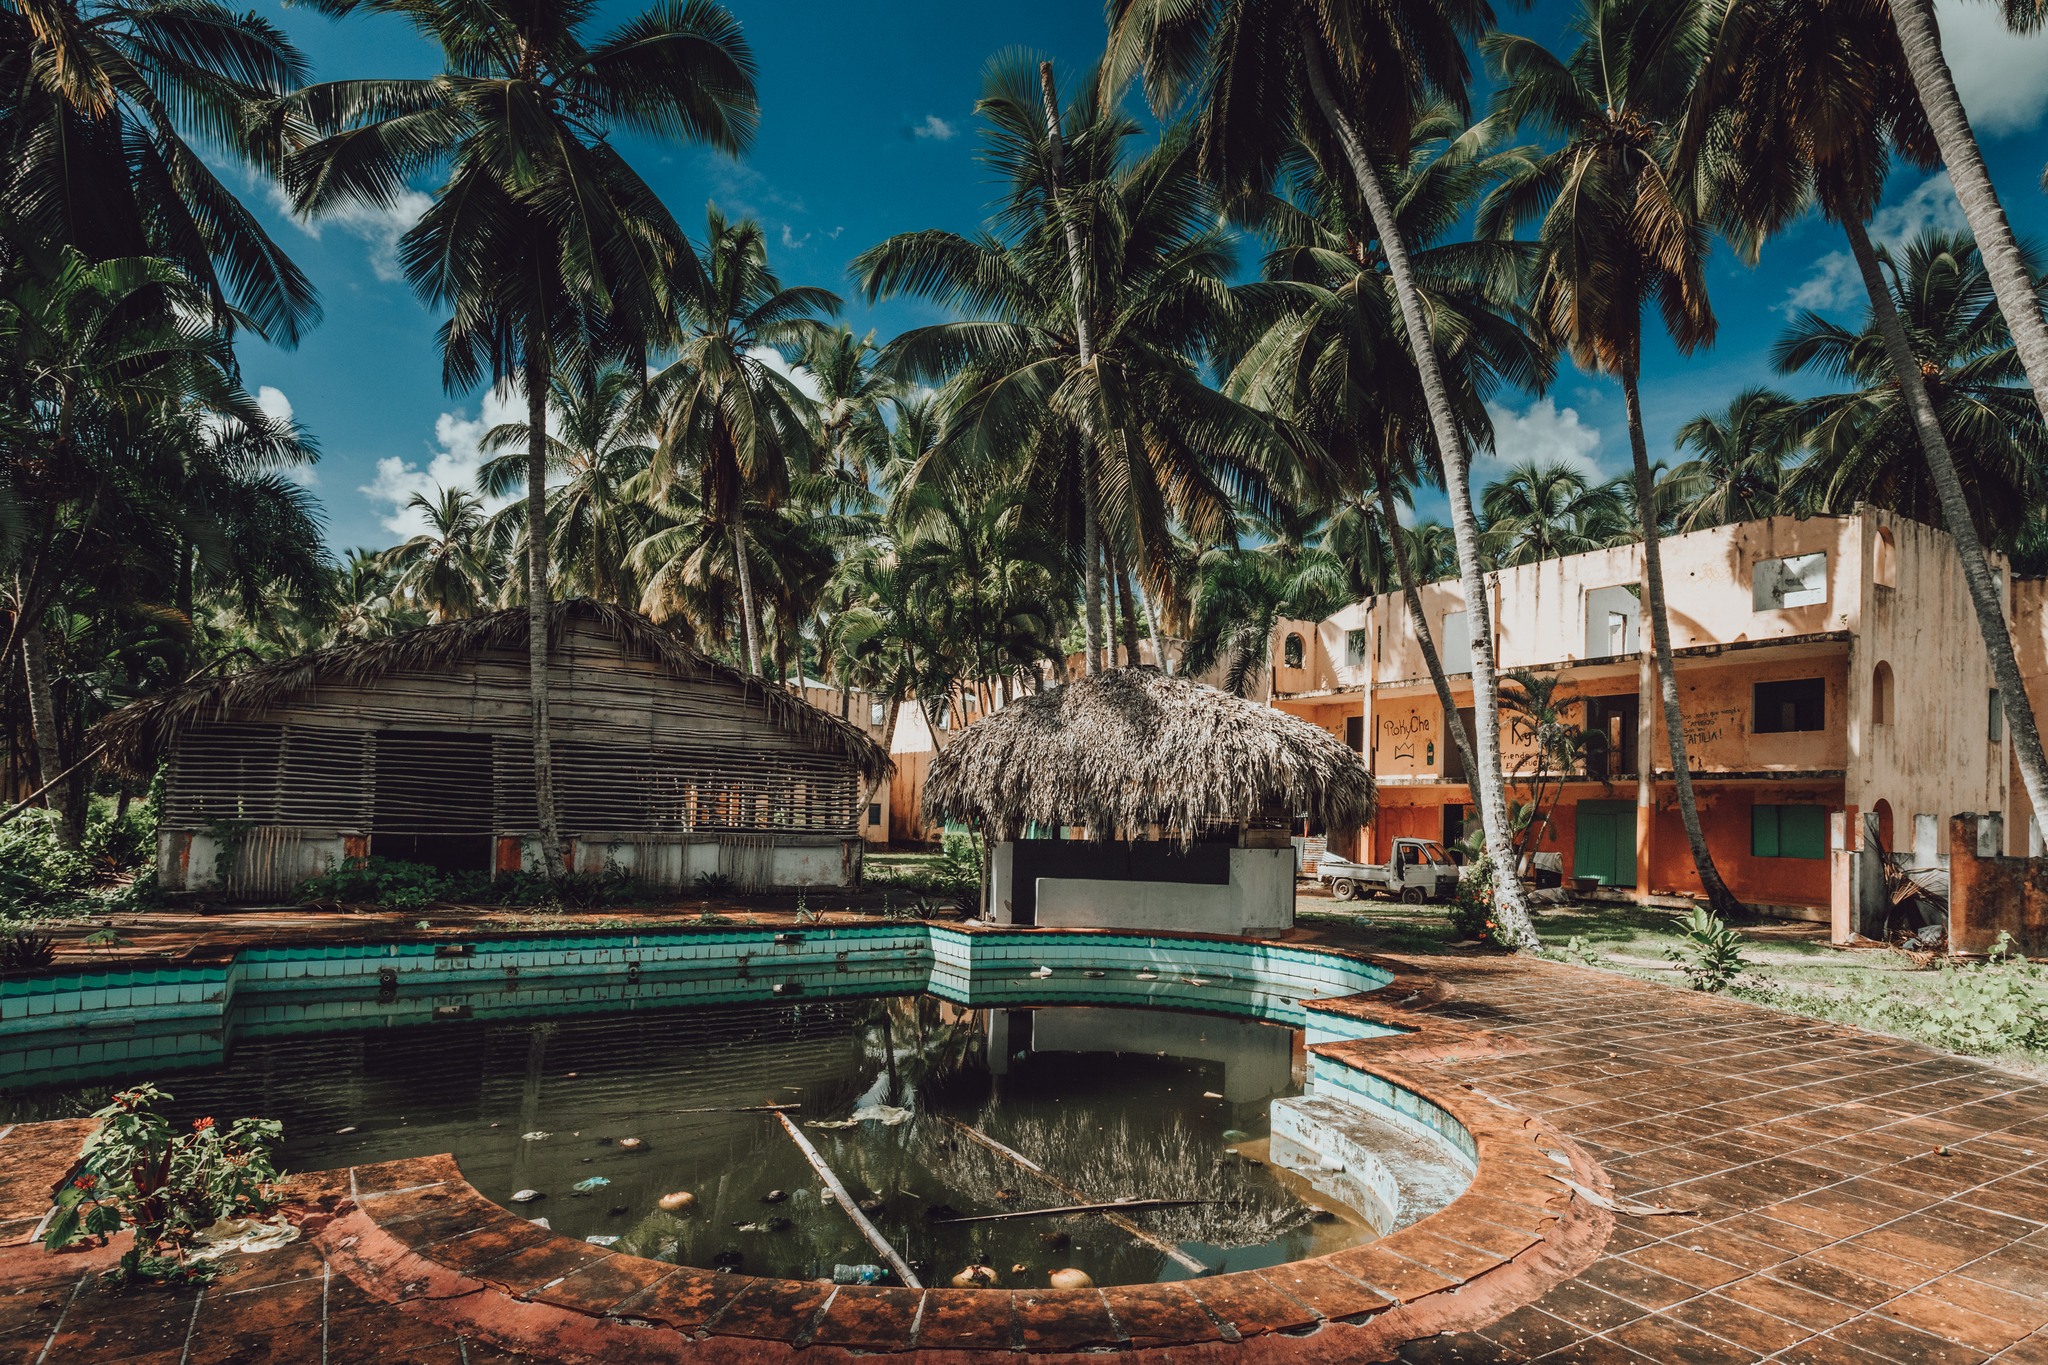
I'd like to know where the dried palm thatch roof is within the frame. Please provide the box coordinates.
[89,598,892,783]
[922,667,1373,848]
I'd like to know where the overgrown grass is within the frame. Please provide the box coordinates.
[0,798,160,931]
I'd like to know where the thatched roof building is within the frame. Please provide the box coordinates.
[93,599,891,899]
[921,667,1374,850]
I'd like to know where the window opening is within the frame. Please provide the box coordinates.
[1754,677,1825,733]
[1753,804,1827,859]
[1753,552,1828,610]
[1283,633,1305,668]
[1873,527,1897,588]
[1872,662,1893,726]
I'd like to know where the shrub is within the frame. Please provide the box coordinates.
[1,930,57,970]
[43,1084,284,1289]
[1753,932,2047,1054]
[297,856,447,907]
[1446,853,1516,946]
[1664,906,1749,992]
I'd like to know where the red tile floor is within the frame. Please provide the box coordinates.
[1,927,2043,1364]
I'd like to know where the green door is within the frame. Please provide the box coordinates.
[1573,800,1637,887]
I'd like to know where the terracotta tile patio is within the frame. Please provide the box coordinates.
[0,921,2042,1363]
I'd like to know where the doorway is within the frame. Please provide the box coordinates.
[1573,799,1637,886]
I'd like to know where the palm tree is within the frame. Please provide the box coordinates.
[285,0,758,874]
[1481,461,1629,566]
[1106,0,1552,945]
[0,0,320,342]
[1482,0,1744,920]
[1691,0,2048,834]
[1182,541,1351,697]
[855,56,1286,682]
[1883,0,2048,434]
[802,325,896,512]
[478,362,657,607]
[382,488,492,622]
[647,206,838,674]
[1772,233,2047,542]
[1668,388,1797,531]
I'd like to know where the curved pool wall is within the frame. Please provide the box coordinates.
[0,924,1480,1209]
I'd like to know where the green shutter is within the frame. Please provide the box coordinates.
[1780,805,1827,859]
[1752,805,1781,858]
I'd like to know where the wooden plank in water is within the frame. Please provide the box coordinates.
[774,1112,923,1289]
[932,1199,1212,1224]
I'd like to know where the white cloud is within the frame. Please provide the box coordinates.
[360,382,535,537]
[271,183,433,282]
[1480,397,1604,479]
[253,385,318,487]
[1938,0,2048,137]
[779,224,811,251]
[912,114,957,141]
[1780,171,1969,313]
[749,345,821,401]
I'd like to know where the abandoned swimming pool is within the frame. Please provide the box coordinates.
[0,924,1482,1293]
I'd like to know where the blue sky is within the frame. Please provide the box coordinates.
[230,0,2048,548]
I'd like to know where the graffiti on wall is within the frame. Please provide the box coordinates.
[1681,704,1745,759]
[1378,705,1435,772]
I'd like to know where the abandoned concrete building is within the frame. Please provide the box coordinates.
[90,600,891,899]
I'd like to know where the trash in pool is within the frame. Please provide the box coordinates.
[187,1216,299,1262]
[1222,1129,1250,1141]
[760,1190,788,1204]
[1306,1205,1336,1222]
[857,1196,884,1213]
[1134,972,1158,981]
[511,1189,543,1203]
[1049,1268,1095,1289]
[1202,1092,1222,1099]
[834,1263,886,1285]
[572,1177,611,1193]
[806,1104,911,1129]
[710,1250,743,1268]
[1083,970,1105,978]
[1030,966,1052,978]
[658,1191,696,1213]
[617,1137,646,1151]
[584,1235,618,1246]
[1010,1262,1028,1275]
[530,1217,551,1229]
[521,1131,550,1141]
[734,1217,790,1232]
[952,1265,999,1288]
[335,1126,356,1134]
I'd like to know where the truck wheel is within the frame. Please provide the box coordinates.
[1399,887,1426,906]
[1330,878,1356,902]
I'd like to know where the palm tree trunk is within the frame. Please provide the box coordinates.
[1299,22,1537,950]
[1115,565,1142,667]
[1888,0,2048,430]
[1376,464,1480,784]
[1622,364,1742,918]
[1137,578,1171,673]
[1103,551,1120,668]
[1039,63,1106,677]
[1843,217,2048,844]
[731,515,762,674]
[19,621,71,849]
[862,697,900,816]
[526,357,563,880]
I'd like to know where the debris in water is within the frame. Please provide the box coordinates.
[994,1189,1018,1202]
[1221,1129,1250,1142]
[1010,1262,1029,1275]
[1031,966,1052,978]
[734,1217,791,1233]
[1048,1268,1095,1290]
[1306,1205,1335,1222]
[951,1265,999,1288]
[617,1137,646,1151]
[572,1177,611,1193]
[710,1250,743,1269]
[857,1197,884,1214]
[335,1126,356,1134]
[521,1131,550,1141]
[1135,972,1158,980]
[1082,970,1105,978]
[658,1191,697,1214]
[511,1189,543,1203]
[834,1264,886,1285]
[806,1104,912,1129]
[529,1217,551,1229]
[760,1190,789,1204]
[584,1235,618,1246]
[1202,1092,1222,1100]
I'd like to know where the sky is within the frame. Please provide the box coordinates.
[225,0,2048,548]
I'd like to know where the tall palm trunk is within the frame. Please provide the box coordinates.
[20,621,71,849]
[1039,62,1105,677]
[1299,22,1537,949]
[1888,0,2048,431]
[1622,363,1741,918]
[1843,217,2048,843]
[1137,577,1171,673]
[526,353,563,879]
[1375,458,1480,784]
[1115,565,1142,666]
[731,513,762,674]
[862,697,900,817]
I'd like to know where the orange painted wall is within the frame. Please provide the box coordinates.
[1645,788,1841,907]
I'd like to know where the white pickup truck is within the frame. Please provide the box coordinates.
[1315,838,1462,903]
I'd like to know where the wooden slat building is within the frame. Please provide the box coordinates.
[90,601,892,900]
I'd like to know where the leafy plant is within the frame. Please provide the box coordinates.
[82,928,130,953]
[43,1085,285,1289]
[1756,932,2048,1054]
[1548,935,1606,970]
[1665,907,1749,992]
[1446,853,1516,947]
[1,930,57,970]
[694,871,739,895]
[298,856,446,907]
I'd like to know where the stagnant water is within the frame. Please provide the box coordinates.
[1,995,1383,1287]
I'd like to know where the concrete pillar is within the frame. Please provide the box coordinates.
[1636,650,1656,902]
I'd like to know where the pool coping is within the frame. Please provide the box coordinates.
[266,938,1614,1361]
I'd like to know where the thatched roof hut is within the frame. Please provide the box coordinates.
[921,667,1374,849]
